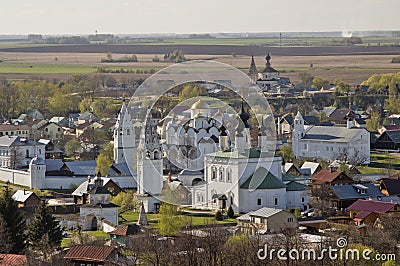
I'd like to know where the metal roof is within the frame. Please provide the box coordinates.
[331,183,384,200]
[302,126,365,142]
[241,167,286,190]
[12,190,35,202]
[64,245,115,262]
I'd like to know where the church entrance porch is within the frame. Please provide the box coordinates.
[212,194,227,210]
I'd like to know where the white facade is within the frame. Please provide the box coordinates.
[0,136,45,169]
[292,112,370,164]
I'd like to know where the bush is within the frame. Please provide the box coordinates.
[227,206,234,218]
[215,210,224,221]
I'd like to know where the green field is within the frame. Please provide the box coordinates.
[358,151,400,175]
[0,62,96,74]
[119,211,237,227]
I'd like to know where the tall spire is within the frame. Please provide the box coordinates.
[248,55,257,75]
[137,202,149,226]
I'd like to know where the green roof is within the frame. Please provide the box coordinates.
[240,167,286,190]
[285,181,310,191]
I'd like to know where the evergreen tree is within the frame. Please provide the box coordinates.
[215,210,224,221]
[27,200,62,260]
[0,186,26,254]
[0,214,13,253]
[227,206,234,219]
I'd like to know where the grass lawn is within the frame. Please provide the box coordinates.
[358,151,400,174]
[119,211,237,228]
[87,230,109,239]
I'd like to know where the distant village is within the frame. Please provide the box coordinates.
[0,53,399,265]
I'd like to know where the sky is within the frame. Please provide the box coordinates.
[1,0,399,35]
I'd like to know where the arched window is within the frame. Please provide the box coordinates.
[226,168,232,182]
[219,167,224,182]
[127,128,131,135]
[211,167,217,181]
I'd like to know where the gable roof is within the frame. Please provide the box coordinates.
[72,177,116,196]
[0,124,30,132]
[63,160,97,176]
[0,254,27,266]
[109,224,140,236]
[237,207,284,221]
[12,190,37,202]
[328,108,352,121]
[380,178,400,195]
[64,245,115,262]
[240,167,286,190]
[311,170,353,185]
[302,126,365,143]
[300,162,321,175]
[331,183,384,200]
[378,130,400,144]
[347,199,396,213]
[286,181,310,191]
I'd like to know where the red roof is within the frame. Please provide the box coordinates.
[0,124,30,131]
[110,224,140,236]
[355,210,372,219]
[64,245,115,262]
[0,254,27,266]
[311,170,351,185]
[347,199,396,213]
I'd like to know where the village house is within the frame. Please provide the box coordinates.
[311,169,354,188]
[237,207,298,235]
[109,224,141,247]
[35,122,64,140]
[0,136,45,169]
[379,177,400,196]
[0,124,30,138]
[0,254,27,266]
[347,199,400,228]
[329,183,385,210]
[373,130,400,151]
[63,245,120,265]
[77,111,98,125]
[12,189,41,208]
[72,176,124,204]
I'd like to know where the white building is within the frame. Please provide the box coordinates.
[192,108,310,213]
[0,136,45,169]
[292,111,370,164]
[80,175,119,231]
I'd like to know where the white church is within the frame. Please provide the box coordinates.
[113,95,310,213]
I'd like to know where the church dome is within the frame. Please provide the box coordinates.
[239,101,250,128]
[191,99,210,110]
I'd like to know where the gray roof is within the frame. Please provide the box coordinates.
[300,162,320,175]
[12,190,35,202]
[64,160,97,176]
[331,183,384,200]
[45,159,64,171]
[0,136,19,147]
[72,177,112,196]
[302,126,365,143]
[237,207,283,220]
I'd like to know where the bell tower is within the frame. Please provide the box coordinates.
[114,100,136,169]
[137,109,163,196]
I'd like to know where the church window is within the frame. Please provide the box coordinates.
[127,129,130,135]
[274,197,278,206]
[120,128,123,135]
[219,168,224,182]
[257,198,262,206]
[302,197,305,203]
[287,217,294,223]
[330,147,333,151]
[211,167,217,181]
[230,196,233,205]
[226,168,231,182]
